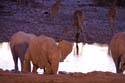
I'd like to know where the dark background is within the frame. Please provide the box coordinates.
[0,0,125,44]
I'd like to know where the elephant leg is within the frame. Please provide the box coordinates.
[19,53,25,72]
[13,55,18,71]
[23,59,31,72]
[20,58,24,72]
[32,64,38,73]
[113,55,119,73]
[116,55,123,73]
[18,42,28,72]
[45,63,52,74]
[11,46,18,71]
[23,50,31,72]
[51,62,59,74]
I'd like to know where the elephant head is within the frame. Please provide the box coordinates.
[108,32,125,73]
[23,35,73,74]
[9,31,36,72]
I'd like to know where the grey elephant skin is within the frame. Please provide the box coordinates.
[9,31,36,71]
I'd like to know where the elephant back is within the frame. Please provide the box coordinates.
[10,31,36,48]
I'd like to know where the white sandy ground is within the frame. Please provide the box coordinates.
[1,42,124,74]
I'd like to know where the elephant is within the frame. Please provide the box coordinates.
[9,31,36,72]
[23,35,73,74]
[108,32,125,73]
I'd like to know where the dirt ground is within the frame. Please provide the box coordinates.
[0,70,125,83]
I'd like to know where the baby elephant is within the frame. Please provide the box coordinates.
[23,35,73,74]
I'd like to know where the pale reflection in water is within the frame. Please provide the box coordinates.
[0,42,116,73]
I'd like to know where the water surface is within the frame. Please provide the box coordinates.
[0,42,116,73]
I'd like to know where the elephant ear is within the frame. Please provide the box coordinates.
[58,40,73,62]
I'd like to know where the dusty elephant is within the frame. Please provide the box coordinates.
[108,32,125,73]
[9,31,36,72]
[23,35,73,74]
